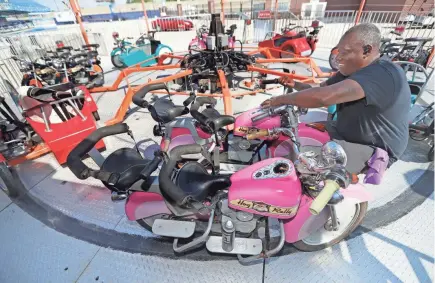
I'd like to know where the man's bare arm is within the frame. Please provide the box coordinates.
[288,80,328,91]
[272,79,365,108]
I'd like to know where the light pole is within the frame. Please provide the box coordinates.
[67,0,90,45]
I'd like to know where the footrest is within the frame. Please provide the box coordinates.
[206,236,263,255]
[152,219,196,238]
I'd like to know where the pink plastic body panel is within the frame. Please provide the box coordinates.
[228,157,302,219]
[125,192,171,221]
[269,123,331,157]
[298,123,331,145]
[283,183,373,243]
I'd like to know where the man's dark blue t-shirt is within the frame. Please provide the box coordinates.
[325,57,410,160]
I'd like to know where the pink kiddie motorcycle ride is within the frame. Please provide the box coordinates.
[131,79,330,172]
[67,96,374,260]
[188,24,239,53]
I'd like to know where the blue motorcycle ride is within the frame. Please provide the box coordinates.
[110,31,173,69]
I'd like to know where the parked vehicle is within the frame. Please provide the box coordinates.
[13,45,104,89]
[258,21,323,58]
[188,24,240,52]
[110,32,173,68]
[0,79,102,198]
[152,17,194,31]
[398,10,435,29]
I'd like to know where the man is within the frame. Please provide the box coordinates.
[261,23,410,174]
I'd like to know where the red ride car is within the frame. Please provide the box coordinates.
[151,17,194,31]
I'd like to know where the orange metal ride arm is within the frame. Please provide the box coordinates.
[90,64,181,93]
[105,69,193,126]
[247,65,311,81]
[217,69,234,130]
[69,0,90,45]
[8,143,52,166]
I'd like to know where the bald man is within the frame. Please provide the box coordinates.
[261,23,411,174]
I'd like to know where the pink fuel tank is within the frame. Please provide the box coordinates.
[228,157,302,219]
[233,107,281,138]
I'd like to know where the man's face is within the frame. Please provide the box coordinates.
[336,34,366,76]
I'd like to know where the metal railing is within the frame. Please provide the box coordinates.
[251,10,435,48]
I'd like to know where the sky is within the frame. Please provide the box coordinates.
[34,0,128,11]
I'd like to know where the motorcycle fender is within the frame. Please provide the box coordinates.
[284,184,372,243]
[125,192,171,221]
[155,44,173,55]
[111,48,122,57]
[282,39,311,56]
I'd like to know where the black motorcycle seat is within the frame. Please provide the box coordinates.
[381,38,391,43]
[210,115,235,132]
[149,99,188,124]
[83,44,100,49]
[193,107,234,134]
[87,51,99,57]
[201,107,221,120]
[386,43,405,47]
[56,46,73,52]
[176,162,231,201]
[100,148,151,192]
[384,47,400,53]
[405,37,433,43]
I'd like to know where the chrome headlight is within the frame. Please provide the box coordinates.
[321,141,347,166]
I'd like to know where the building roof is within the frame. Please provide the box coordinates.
[0,0,51,14]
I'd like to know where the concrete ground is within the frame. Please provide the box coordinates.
[0,48,433,283]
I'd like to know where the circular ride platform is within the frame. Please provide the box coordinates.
[0,51,433,282]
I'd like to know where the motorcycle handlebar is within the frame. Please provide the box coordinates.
[140,152,162,181]
[183,94,196,107]
[159,144,204,206]
[260,78,279,85]
[67,123,130,180]
[251,105,288,123]
[251,111,270,123]
[309,180,340,215]
[132,82,169,108]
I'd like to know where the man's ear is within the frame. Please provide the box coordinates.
[362,45,372,55]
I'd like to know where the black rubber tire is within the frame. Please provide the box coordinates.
[92,111,100,121]
[111,54,125,69]
[293,202,368,252]
[428,146,434,162]
[329,47,339,71]
[0,163,21,198]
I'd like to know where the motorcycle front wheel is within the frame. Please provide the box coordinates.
[293,201,367,252]
[111,52,126,69]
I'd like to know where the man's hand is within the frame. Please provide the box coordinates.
[261,98,273,109]
[278,76,295,88]
[261,97,281,108]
